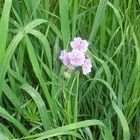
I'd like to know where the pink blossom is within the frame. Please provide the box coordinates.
[70,37,89,52]
[59,50,67,60]
[59,37,92,75]
[59,50,73,68]
[82,58,92,75]
[68,50,85,66]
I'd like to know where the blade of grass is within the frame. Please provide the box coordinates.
[34,131,83,140]
[0,0,12,64]
[89,0,108,42]
[0,133,8,140]
[3,82,22,110]
[59,0,70,49]
[107,2,122,27]
[112,101,130,140]
[94,78,117,100]
[12,0,23,21]
[71,0,78,38]
[21,83,52,130]
[24,34,56,122]
[8,68,27,83]
[0,106,29,136]
[23,0,32,17]
[44,0,49,19]
[93,55,112,84]
[0,19,46,100]
[21,119,105,139]
[30,0,41,20]
[28,29,52,70]
[111,0,120,34]
[100,12,106,50]
[0,123,15,139]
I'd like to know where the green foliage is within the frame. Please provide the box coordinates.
[0,0,140,139]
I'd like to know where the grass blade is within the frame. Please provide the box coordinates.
[0,0,12,64]
[24,34,56,121]
[3,82,22,110]
[89,0,108,42]
[0,19,46,96]
[21,83,52,130]
[28,29,52,70]
[0,106,29,136]
[59,0,70,48]
[0,123,15,139]
[21,119,105,139]
[112,101,130,140]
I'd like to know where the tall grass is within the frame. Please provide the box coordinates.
[0,0,140,139]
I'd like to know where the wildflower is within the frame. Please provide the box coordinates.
[70,37,89,52]
[68,50,85,66]
[82,58,92,75]
[59,37,92,75]
[59,50,73,68]
[59,50,67,60]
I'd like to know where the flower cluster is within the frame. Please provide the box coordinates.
[59,37,92,75]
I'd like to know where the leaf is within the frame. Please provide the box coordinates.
[0,123,15,139]
[0,106,29,136]
[89,0,108,42]
[3,82,22,110]
[22,119,105,139]
[21,83,52,130]
[28,29,52,70]
[24,34,56,122]
[112,101,130,140]
[0,19,46,96]
[0,0,12,64]
[59,0,70,48]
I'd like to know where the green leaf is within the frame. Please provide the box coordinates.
[0,106,29,136]
[0,123,15,139]
[0,19,46,97]
[22,120,105,139]
[21,83,52,130]
[24,34,56,121]
[59,0,70,48]
[3,82,22,110]
[0,0,12,64]
[89,0,108,42]
[112,101,130,140]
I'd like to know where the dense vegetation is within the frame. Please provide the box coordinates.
[0,0,140,139]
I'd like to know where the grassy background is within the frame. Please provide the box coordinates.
[0,0,140,139]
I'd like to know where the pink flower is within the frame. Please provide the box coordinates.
[59,37,92,75]
[59,50,73,68]
[59,50,67,60]
[82,58,92,75]
[70,37,89,52]
[68,50,85,66]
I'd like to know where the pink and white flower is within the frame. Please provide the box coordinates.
[59,37,92,75]
[68,50,85,66]
[59,50,73,68]
[82,58,92,75]
[70,37,89,52]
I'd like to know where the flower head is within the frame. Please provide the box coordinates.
[59,50,73,68]
[68,50,85,66]
[70,37,89,52]
[59,37,92,75]
[82,58,92,75]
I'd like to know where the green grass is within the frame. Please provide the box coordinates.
[0,0,140,139]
